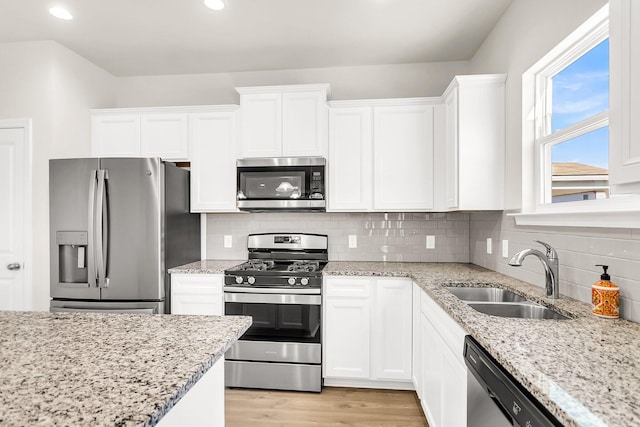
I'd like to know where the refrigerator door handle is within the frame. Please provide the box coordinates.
[95,169,110,288]
[87,170,97,288]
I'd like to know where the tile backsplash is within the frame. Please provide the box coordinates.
[469,211,640,323]
[205,212,470,262]
[205,210,640,322]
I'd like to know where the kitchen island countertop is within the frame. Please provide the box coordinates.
[325,261,639,427]
[0,311,251,426]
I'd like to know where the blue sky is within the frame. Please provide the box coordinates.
[551,39,609,169]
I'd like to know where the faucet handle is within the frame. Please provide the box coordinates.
[534,240,557,259]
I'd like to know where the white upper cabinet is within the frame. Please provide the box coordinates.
[190,108,239,212]
[140,113,189,160]
[328,106,373,211]
[610,0,640,192]
[91,114,141,157]
[237,92,282,158]
[237,84,330,158]
[441,74,506,210]
[328,99,436,212]
[91,108,193,161]
[374,102,435,211]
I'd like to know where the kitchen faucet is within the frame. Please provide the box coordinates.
[508,240,559,299]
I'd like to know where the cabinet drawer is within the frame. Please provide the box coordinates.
[324,276,371,298]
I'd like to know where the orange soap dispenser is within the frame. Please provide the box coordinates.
[592,265,620,318]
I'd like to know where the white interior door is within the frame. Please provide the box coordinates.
[0,126,27,310]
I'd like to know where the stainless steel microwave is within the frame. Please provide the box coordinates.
[236,157,326,211]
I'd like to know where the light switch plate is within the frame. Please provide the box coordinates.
[486,238,493,255]
[223,235,233,248]
[426,235,435,249]
[348,235,357,249]
[502,240,509,258]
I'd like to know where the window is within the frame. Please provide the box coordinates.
[515,4,640,228]
[534,19,609,204]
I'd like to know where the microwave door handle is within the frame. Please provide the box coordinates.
[87,170,97,288]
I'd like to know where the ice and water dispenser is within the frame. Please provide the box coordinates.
[56,231,88,285]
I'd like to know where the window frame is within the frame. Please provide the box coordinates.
[533,15,609,206]
[512,4,640,229]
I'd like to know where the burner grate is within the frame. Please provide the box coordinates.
[287,261,320,273]
[238,260,275,271]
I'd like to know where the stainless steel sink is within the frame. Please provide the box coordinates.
[444,287,526,303]
[467,302,569,320]
[444,286,569,320]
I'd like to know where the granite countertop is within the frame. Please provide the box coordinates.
[168,260,244,275]
[325,261,639,427]
[0,311,251,426]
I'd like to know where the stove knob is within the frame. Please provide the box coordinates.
[300,277,309,286]
[235,276,243,284]
[247,276,256,285]
[288,277,296,286]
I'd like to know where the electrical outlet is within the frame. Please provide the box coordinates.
[426,235,435,249]
[223,235,233,248]
[502,240,509,258]
[486,238,493,255]
[348,235,357,249]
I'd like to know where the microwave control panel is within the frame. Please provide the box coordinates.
[310,170,324,198]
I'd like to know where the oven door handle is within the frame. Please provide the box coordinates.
[224,292,321,305]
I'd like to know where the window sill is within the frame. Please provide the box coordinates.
[509,196,640,228]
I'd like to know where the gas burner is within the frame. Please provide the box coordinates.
[287,261,320,273]
[238,260,275,271]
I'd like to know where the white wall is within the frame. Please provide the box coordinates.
[115,61,470,107]
[0,41,117,310]
[468,0,608,209]
[466,0,640,322]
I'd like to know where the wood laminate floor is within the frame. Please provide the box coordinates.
[226,387,429,427]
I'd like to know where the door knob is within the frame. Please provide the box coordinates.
[6,263,21,271]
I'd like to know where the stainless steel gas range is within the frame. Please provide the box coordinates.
[223,233,327,392]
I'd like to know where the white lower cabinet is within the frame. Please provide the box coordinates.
[323,276,412,388]
[416,283,468,427]
[170,274,224,315]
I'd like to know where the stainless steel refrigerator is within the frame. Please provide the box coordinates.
[49,158,200,314]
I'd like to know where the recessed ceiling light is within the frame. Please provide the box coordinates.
[49,6,73,20]
[204,0,225,11]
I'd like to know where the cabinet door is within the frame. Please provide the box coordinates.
[420,310,442,427]
[91,114,141,157]
[328,107,373,211]
[239,93,282,158]
[373,104,434,211]
[140,113,189,161]
[441,343,467,427]
[171,274,223,315]
[444,87,459,209]
[282,91,328,157]
[412,282,422,398]
[323,277,371,379]
[190,111,238,212]
[371,279,412,381]
[610,0,640,191]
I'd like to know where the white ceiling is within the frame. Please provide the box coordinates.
[0,0,512,77]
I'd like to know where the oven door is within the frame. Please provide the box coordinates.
[224,291,321,344]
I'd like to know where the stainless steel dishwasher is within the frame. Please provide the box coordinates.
[464,336,562,427]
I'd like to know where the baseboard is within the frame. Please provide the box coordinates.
[323,378,415,391]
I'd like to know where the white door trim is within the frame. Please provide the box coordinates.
[0,118,33,310]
